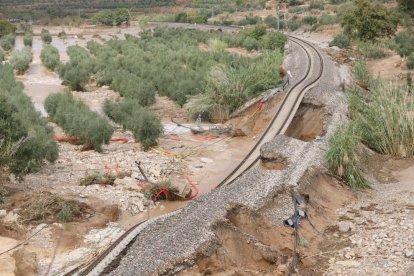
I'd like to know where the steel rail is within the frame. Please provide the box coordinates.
[67,34,324,276]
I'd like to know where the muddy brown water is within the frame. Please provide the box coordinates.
[14,33,126,116]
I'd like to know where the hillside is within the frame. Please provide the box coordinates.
[0,0,178,10]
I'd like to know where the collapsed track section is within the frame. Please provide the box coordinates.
[72,34,325,276]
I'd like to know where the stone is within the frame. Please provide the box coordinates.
[200,157,213,164]
[404,249,413,258]
[338,221,354,233]
[3,211,19,223]
[0,209,7,217]
[336,260,361,267]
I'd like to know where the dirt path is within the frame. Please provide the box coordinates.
[323,161,414,275]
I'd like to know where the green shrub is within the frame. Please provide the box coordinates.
[57,203,73,223]
[261,32,288,52]
[0,20,16,36]
[289,0,304,6]
[0,49,4,62]
[309,0,325,10]
[104,99,162,150]
[45,92,114,152]
[41,29,52,44]
[10,46,32,74]
[0,33,15,51]
[242,37,260,51]
[329,34,351,49]
[238,15,262,26]
[207,38,228,52]
[359,41,387,59]
[187,51,283,120]
[40,45,60,70]
[351,80,414,157]
[329,0,349,4]
[92,8,130,26]
[354,60,371,86]
[58,31,67,39]
[58,46,95,91]
[288,19,302,31]
[341,0,398,40]
[23,33,32,47]
[0,63,58,178]
[407,53,414,70]
[302,16,318,26]
[319,13,338,25]
[395,31,414,57]
[326,124,369,189]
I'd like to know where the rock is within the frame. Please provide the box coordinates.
[0,209,7,217]
[404,249,413,258]
[278,264,287,272]
[338,221,354,233]
[3,211,19,223]
[336,260,361,267]
[200,157,213,164]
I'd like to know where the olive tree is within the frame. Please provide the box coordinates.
[341,0,399,41]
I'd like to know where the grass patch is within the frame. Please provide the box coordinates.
[80,171,116,186]
[16,191,92,224]
[358,41,388,59]
[326,123,369,189]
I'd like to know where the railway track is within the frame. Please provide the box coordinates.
[67,30,324,276]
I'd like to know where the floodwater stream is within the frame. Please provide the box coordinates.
[14,30,127,116]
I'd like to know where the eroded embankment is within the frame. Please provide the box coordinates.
[108,39,350,276]
[179,171,354,276]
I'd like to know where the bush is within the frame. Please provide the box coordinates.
[309,0,325,10]
[341,0,398,40]
[104,99,163,150]
[40,45,60,70]
[207,38,228,52]
[23,33,32,46]
[329,0,349,4]
[288,19,302,31]
[0,33,15,51]
[289,0,304,6]
[10,46,32,74]
[0,63,58,178]
[58,31,67,39]
[41,29,52,44]
[92,9,130,26]
[0,49,4,62]
[261,32,288,52]
[240,25,267,40]
[359,41,387,59]
[0,20,16,36]
[45,92,114,152]
[326,124,369,189]
[329,34,351,49]
[187,51,283,120]
[351,80,414,157]
[319,13,338,25]
[354,60,371,86]
[58,46,95,91]
[302,16,318,26]
[238,15,262,26]
[395,31,414,57]
[242,37,260,51]
[407,53,414,70]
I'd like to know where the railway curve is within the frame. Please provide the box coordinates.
[68,27,325,276]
